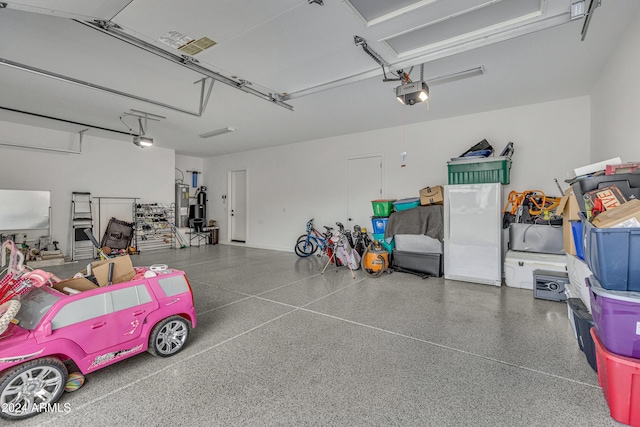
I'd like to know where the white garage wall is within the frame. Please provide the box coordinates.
[175,154,203,189]
[203,96,590,252]
[0,120,175,257]
[591,10,640,162]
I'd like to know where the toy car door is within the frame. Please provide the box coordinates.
[47,284,157,356]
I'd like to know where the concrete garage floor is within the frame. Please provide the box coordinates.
[15,244,614,426]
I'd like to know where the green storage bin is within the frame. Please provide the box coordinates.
[447,156,511,185]
[371,200,396,217]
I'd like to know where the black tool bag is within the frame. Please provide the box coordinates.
[459,139,493,157]
[101,218,135,249]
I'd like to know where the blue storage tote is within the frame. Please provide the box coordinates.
[393,197,420,212]
[570,220,584,261]
[371,217,389,234]
[582,213,640,291]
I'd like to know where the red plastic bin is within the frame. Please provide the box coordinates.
[591,328,640,427]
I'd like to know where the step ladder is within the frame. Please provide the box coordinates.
[71,192,95,260]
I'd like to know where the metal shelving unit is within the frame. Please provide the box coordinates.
[133,203,175,252]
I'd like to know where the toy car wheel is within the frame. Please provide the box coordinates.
[148,316,190,357]
[0,357,67,420]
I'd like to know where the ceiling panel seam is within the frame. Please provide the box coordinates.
[76,20,294,111]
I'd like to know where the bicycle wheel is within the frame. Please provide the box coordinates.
[361,248,386,278]
[295,235,317,257]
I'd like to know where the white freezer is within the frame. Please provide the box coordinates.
[503,250,567,290]
[444,183,502,286]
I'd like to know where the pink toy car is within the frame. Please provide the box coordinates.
[0,265,196,420]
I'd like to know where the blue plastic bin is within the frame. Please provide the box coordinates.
[371,217,389,234]
[582,213,640,291]
[570,220,584,261]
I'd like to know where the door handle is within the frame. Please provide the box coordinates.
[91,322,106,329]
[133,310,145,316]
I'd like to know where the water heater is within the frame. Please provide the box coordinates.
[175,183,189,228]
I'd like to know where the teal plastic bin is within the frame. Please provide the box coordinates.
[372,233,394,254]
[393,198,420,212]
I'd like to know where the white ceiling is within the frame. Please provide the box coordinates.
[0,0,639,157]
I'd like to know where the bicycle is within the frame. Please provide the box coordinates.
[294,219,333,258]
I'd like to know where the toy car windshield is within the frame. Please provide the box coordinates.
[12,287,60,330]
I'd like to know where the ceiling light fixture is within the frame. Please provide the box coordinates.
[133,135,153,147]
[125,110,162,148]
[396,81,429,105]
[199,127,236,138]
[395,63,429,106]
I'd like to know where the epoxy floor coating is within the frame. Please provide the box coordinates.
[13,245,615,426]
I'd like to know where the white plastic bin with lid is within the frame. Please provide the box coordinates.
[566,253,592,313]
[504,251,566,289]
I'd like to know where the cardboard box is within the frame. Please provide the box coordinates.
[89,255,136,286]
[53,277,98,294]
[556,187,581,255]
[419,186,444,206]
[592,199,640,228]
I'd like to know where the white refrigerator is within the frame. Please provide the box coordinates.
[444,183,502,286]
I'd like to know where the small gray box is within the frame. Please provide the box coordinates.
[533,269,569,302]
[509,223,564,255]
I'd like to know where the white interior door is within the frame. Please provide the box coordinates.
[347,156,383,232]
[230,170,247,242]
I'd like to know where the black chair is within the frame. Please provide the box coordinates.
[188,218,208,246]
